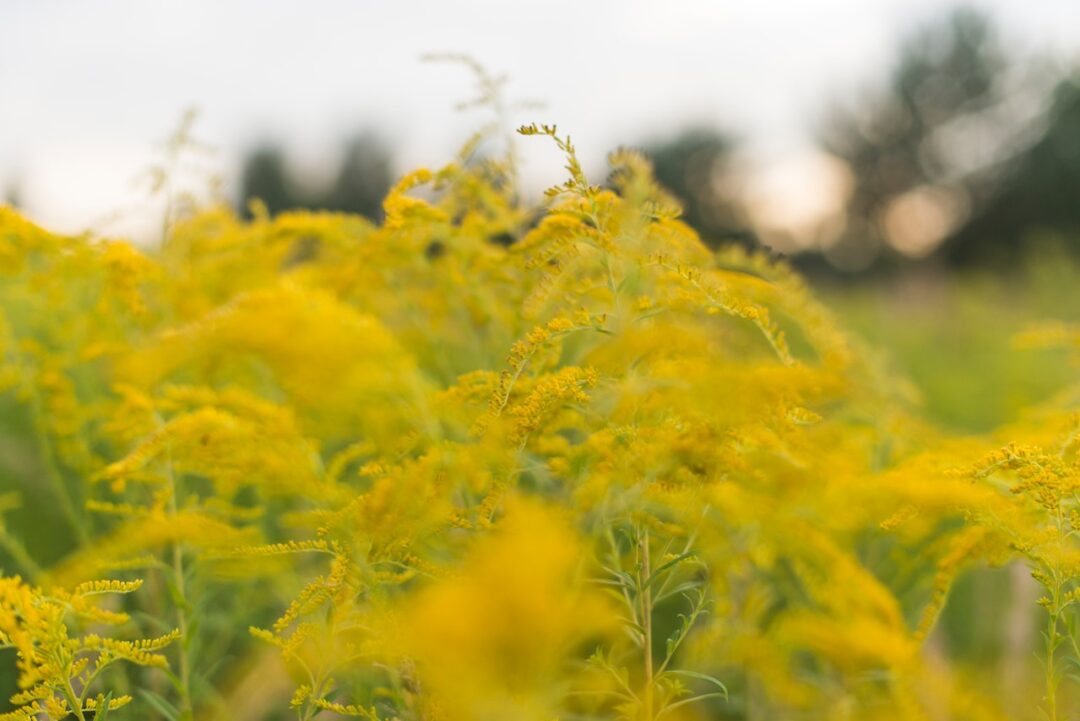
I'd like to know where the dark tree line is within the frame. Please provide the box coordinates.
[238,132,392,221]
[945,80,1080,266]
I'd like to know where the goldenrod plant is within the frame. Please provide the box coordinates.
[1,104,1080,720]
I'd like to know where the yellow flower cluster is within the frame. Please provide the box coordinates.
[0,120,1077,721]
[0,576,175,720]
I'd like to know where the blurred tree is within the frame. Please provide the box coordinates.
[817,6,1008,272]
[2,184,20,209]
[639,127,755,248]
[239,145,294,217]
[323,132,393,220]
[238,133,393,221]
[946,78,1080,265]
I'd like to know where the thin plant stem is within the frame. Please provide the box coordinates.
[640,526,654,721]
[163,435,194,721]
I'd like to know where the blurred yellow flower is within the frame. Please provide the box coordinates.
[402,499,613,721]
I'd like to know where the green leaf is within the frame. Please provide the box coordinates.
[664,668,729,696]
[642,551,696,591]
[657,691,729,717]
[655,580,705,604]
[139,689,181,721]
[96,692,114,721]
[635,307,668,322]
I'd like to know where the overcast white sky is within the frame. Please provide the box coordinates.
[2,0,1079,241]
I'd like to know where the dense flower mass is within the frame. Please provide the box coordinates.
[0,123,1079,720]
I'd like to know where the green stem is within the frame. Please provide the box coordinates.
[1044,505,1068,721]
[171,531,193,719]
[639,527,654,721]
[302,673,331,721]
[78,661,109,710]
[1047,597,1059,721]
[0,524,43,580]
[63,676,87,721]
[163,436,194,720]
[25,375,87,543]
